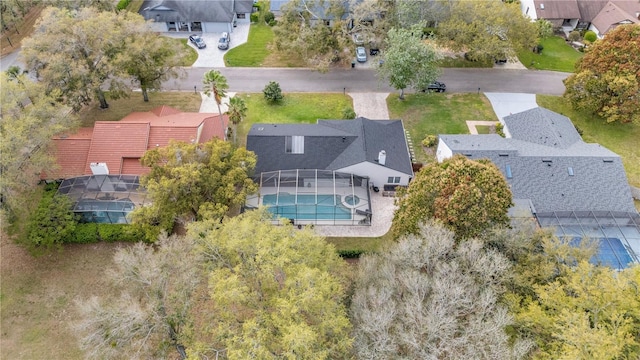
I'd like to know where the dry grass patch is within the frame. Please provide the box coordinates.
[77,92,202,126]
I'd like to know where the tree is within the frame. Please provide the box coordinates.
[391,154,512,240]
[273,0,350,71]
[132,140,257,239]
[347,0,393,46]
[563,24,640,124]
[75,234,201,359]
[262,80,284,103]
[437,1,537,63]
[188,208,353,359]
[202,70,229,138]
[377,26,441,99]
[0,72,77,218]
[225,95,248,144]
[21,7,147,110]
[119,33,184,102]
[512,262,640,358]
[350,221,532,359]
[535,19,553,39]
[392,0,451,29]
[26,192,77,251]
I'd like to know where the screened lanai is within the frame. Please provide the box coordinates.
[56,175,150,224]
[537,211,640,270]
[245,169,372,226]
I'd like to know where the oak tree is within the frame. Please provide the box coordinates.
[564,24,640,124]
[188,208,353,359]
[351,221,532,359]
[377,26,441,99]
[391,154,512,240]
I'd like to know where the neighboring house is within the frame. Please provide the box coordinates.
[437,107,640,269]
[45,106,228,179]
[245,118,414,226]
[522,0,640,36]
[247,117,414,187]
[139,0,253,33]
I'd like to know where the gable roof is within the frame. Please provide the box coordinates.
[591,1,640,34]
[141,0,253,23]
[533,0,581,19]
[46,106,227,178]
[438,107,636,214]
[577,0,610,22]
[247,118,413,176]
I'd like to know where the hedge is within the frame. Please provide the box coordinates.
[337,249,365,258]
[70,223,141,243]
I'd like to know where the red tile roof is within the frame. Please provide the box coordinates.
[45,106,228,178]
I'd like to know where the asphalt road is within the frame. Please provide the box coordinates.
[165,67,570,95]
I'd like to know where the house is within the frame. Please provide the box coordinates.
[139,0,253,33]
[521,0,640,36]
[245,118,414,226]
[247,117,414,187]
[437,107,640,269]
[45,106,228,179]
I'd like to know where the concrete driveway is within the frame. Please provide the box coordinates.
[189,24,250,68]
[484,93,538,121]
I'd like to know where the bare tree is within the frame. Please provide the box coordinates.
[350,221,533,359]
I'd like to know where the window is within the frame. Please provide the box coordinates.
[285,136,304,154]
[387,177,400,184]
[237,13,246,19]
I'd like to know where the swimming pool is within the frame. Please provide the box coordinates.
[263,193,352,220]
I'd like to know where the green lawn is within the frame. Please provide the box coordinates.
[537,95,640,187]
[224,24,275,67]
[236,93,353,146]
[438,56,493,68]
[517,36,583,72]
[177,39,198,66]
[387,93,498,163]
[326,233,390,253]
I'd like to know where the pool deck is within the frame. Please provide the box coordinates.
[313,191,396,238]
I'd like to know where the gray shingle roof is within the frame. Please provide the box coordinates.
[247,118,413,176]
[141,0,253,23]
[439,107,636,214]
[533,0,581,19]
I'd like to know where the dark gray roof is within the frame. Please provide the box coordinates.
[247,118,413,176]
[140,0,253,23]
[439,107,636,214]
[577,0,610,22]
[503,107,582,149]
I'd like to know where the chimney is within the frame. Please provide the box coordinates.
[378,150,386,166]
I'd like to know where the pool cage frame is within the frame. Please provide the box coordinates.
[245,169,372,226]
[56,175,150,224]
[536,210,640,270]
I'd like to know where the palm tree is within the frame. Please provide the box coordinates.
[225,96,248,144]
[202,70,229,140]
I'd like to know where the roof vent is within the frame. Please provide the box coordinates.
[378,150,386,166]
[568,167,574,176]
[542,159,552,163]
[257,127,264,131]
[540,3,545,9]
[506,165,513,179]
[603,158,614,163]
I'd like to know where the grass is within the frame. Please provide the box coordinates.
[77,92,202,126]
[387,93,498,163]
[438,56,493,68]
[176,39,198,66]
[225,24,275,67]
[537,95,640,187]
[517,36,583,72]
[326,232,391,253]
[236,93,353,147]
[476,125,493,134]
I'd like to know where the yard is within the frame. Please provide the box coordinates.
[517,36,584,72]
[387,93,498,163]
[224,24,275,67]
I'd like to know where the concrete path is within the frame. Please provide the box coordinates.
[348,92,390,119]
[484,92,538,121]
[198,91,236,113]
[314,192,395,238]
[466,120,499,134]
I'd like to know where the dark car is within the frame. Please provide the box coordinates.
[188,35,206,49]
[422,81,446,93]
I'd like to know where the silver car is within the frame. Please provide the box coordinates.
[356,46,367,63]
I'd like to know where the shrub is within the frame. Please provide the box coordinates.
[568,31,581,42]
[496,122,505,137]
[338,249,365,258]
[574,125,584,136]
[250,12,259,23]
[27,194,77,249]
[264,11,275,24]
[535,19,553,38]
[534,44,544,53]
[341,107,356,119]
[72,223,99,243]
[268,19,277,27]
[263,81,283,103]
[71,223,142,243]
[584,30,597,42]
[116,0,130,10]
[421,134,438,147]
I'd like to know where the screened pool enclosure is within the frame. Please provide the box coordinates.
[245,170,372,226]
[56,175,150,224]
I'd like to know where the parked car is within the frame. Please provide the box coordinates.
[218,32,230,50]
[421,81,446,93]
[188,34,206,49]
[356,46,367,63]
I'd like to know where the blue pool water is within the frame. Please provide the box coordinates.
[571,237,634,270]
[263,194,352,220]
